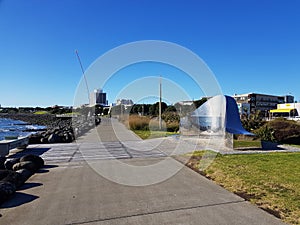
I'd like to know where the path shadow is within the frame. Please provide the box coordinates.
[35,164,59,174]
[18,182,43,191]
[42,164,58,169]
[0,192,39,208]
[8,147,51,159]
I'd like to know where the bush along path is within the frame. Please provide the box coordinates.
[0,154,44,205]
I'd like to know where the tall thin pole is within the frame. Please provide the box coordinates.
[159,76,162,130]
[294,96,296,118]
[75,50,90,104]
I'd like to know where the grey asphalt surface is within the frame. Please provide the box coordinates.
[0,118,286,225]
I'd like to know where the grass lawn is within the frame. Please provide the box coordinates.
[185,151,300,225]
[133,130,177,139]
[34,111,49,115]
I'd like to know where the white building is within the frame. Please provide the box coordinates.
[270,103,300,118]
[116,99,134,106]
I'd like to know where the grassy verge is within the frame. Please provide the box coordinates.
[133,130,177,139]
[184,152,300,225]
[233,140,262,149]
[34,111,49,115]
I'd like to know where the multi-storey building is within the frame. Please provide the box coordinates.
[90,89,107,106]
[232,93,294,114]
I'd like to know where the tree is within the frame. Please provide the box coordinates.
[149,102,168,116]
[241,110,265,132]
[95,105,103,116]
[193,97,207,108]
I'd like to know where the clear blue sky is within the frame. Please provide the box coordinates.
[0,0,299,107]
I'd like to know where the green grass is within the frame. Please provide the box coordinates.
[133,130,177,139]
[193,152,300,225]
[233,140,262,148]
[34,111,49,115]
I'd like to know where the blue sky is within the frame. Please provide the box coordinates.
[0,0,299,107]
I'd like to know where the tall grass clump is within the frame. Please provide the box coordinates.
[128,115,150,131]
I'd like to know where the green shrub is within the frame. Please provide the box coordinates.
[255,118,300,144]
[162,112,180,132]
[269,119,300,144]
[254,125,276,142]
[241,111,265,131]
[166,121,179,132]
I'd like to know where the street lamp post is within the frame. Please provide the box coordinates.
[159,76,162,130]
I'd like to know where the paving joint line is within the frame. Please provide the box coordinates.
[118,141,133,159]
[65,200,245,225]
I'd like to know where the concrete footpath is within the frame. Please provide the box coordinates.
[0,118,286,225]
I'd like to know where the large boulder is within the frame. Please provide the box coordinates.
[4,158,20,170]
[20,154,44,169]
[0,169,24,188]
[15,169,33,183]
[0,181,16,204]
[0,157,6,169]
[48,133,62,143]
[0,170,11,180]
[13,161,39,173]
[12,154,44,173]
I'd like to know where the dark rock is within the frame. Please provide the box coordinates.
[0,170,11,180]
[1,170,23,188]
[0,181,16,204]
[20,154,44,169]
[15,169,33,182]
[40,137,48,144]
[4,158,20,170]
[0,157,6,170]
[13,161,39,173]
[29,134,43,144]
[48,133,62,143]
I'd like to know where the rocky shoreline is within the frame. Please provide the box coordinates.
[0,113,101,144]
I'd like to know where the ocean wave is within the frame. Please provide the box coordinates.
[0,129,10,132]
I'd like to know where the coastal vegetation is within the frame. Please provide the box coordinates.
[112,98,208,139]
[240,113,300,145]
[111,99,300,145]
[114,102,183,138]
[184,151,300,225]
[0,105,101,144]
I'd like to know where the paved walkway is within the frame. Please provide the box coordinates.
[0,118,286,225]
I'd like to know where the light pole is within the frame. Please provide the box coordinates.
[159,76,162,130]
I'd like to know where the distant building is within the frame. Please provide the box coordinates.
[177,101,194,106]
[232,93,294,114]
[237,103,251,117]
[116,99,134,106]
[90,89,107,106]
[270,103,300,118]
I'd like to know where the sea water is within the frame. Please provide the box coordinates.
[0,118,46,141]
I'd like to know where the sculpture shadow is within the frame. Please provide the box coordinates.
[0,192,39,208]
[261,141,285,150]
